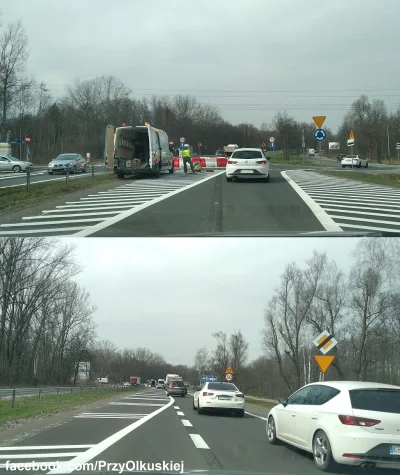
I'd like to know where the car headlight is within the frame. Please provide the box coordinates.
[49,163,53,166]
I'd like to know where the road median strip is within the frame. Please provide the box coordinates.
[0,387,139,426]
[0,174,117,213]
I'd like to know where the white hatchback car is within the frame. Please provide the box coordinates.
[193,381,245,417]
[341,154,368,168]
[226,148,270,182]
[267,381,400,472]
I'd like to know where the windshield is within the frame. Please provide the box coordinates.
[54,154,77,160]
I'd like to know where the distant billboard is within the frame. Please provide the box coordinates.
[329,142,340,150]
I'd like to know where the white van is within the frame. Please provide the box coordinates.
[157,379,165,389]
[112,123,174,179]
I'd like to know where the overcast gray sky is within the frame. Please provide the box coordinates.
[3,0,400,131]
[60,237,360,366]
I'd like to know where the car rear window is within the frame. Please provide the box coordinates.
[170,380,184,387]
[208,382,238,391]
[232,150,263,159]
[349,389,400,414]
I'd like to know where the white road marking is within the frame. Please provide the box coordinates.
[173,406,180,409]
[189,434,210,450]
[281,170,342,232]
[0,445,93,451]
[0,172,105,189]
[107,402,164,407]
[0,453,80,459]
[176,411,184,416]
[181,419,192,427]
[0,218,105,227]
[23,211,120,219]
[123,397,168,401]
[0,227,85,235]
[75,171,225,236]
[245,411,268,421]
[48,397,174,474]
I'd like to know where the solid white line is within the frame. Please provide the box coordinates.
[181,419,192,427]
[0,218,105,228]
[0,227,85,236]
[77,413,148,416]
[74,415,143,419]
[48,397,174,474]
[0,453,80,459]
[124,397,168,401]
[74,172,225,236]
[281,171,342,232]
[244,411,268,421]
[0,445,93,451]
[23,211,120,220]
[189,434,210,450]
[107,402,164,406]
[176,411,184,416]
[47,205,139,212]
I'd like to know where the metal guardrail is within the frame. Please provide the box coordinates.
[0,385,129,408]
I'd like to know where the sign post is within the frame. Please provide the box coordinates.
[312,117,327,171]
[312,330,338,381]
[224,366,234,382]
[25,135,31,162]
[396,142,400,164]
[198,142,202,155]
[347,130,355,169]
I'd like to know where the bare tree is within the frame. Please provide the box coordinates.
[210,331,230,378]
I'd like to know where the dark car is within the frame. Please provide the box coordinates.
[166,380,186,397]
[48,153,87,174]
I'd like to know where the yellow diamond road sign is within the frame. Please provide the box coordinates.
[312,330,338,355]
[312,116,326,129]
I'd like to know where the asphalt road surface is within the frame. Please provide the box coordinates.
[0,166,106,189]
[2,167,400,237]
[302,154,400,173]
[0,388,378,475]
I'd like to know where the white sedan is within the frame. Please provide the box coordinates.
[267,381,400,471]
[226,148,270,182]
[341,154,368,168]
[193,381,245,417]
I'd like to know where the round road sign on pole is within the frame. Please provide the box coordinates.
[225,373,233,382]
[180,137,185,143]
[314,128,327,142]
[269,137,275,143]
[25,135,31,144]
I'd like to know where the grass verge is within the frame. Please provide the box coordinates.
[245,397,277,411]
[268,155,316,167]
[0,173,117,212]
[0,388,138,424]
[324,171,400,188]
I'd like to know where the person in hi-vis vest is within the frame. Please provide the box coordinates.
[182,144,195,173]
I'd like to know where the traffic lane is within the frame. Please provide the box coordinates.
[301,155,400,173]
[64,398,207,473]
[177,397,381,475]
[0,169,105,188]
[89,170,325,237]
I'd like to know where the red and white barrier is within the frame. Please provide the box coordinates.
[173,156,227,170]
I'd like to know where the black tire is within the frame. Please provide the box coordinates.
[48,171,53,175]
[313,430,335,472]
[235,410,244,418]
[117,173,124,179]
[169,165,174,174]
[13,165,21,173]
[82,167,87,173]
[226,176,233,182]
[357,162,361,168]
[182,393,186,397]
[267,416,279,445]
[198,404,205,415]
[193,399,197,410]
[365,162,368,168]
[262,174,270,183]
[341,165,345,168]
[154,165,161,178]
[72,166,77,174]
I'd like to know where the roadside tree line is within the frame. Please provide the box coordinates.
[1,17,399,163]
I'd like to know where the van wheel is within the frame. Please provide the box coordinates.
[154,165,161,178]
[117,173,124,179]
[169,165,174,174]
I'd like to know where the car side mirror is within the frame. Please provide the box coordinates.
[196,385,201,391]
[278,397,288,407]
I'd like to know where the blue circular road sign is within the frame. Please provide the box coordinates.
[314,128,326,142]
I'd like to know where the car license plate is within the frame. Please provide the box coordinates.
[218,396,231,400]
[390,445,400,455]
[241,170,253,174]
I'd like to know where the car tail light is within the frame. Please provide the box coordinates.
[236,393,244,398]
[203,392,214,397]
[256,160,267,165]
[169,384,174,389]
[338,415,381,426]
[227,160,237,164]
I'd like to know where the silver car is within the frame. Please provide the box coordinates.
[48,154,87,174]
[0,155,34,173]
[166,380,186,397]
